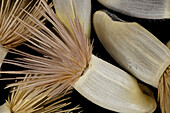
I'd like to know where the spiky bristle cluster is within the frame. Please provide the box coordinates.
[2,74,79,113]
[158,65,170,113]
[6,77,50,112]
[4,0,92,99]
[0,0,44,48]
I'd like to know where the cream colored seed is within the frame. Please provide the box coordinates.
[74,55,157,113]
[93,10,170,113]
[93,11,170,88]
[97,0,170,19]
[0,45,8,68]
[53,0,91,39]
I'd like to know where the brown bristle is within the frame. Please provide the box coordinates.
[2,0,92,99]
[3,74,79,113]
[0,0,44,48]
[158,65,170,113]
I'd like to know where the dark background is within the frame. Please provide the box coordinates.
[0,0,170,113]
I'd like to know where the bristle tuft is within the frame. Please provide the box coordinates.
[4,74,78,113]
[2,0,92,99]
[158,65,170,113]
[0,0,43,48]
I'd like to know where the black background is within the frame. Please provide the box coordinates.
[0,0,170,113]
